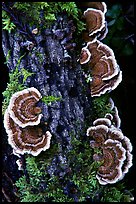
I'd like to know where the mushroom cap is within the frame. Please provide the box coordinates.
[84,8,105,36]
[4,109,52,156]
[93,117,112,127]
[79,47,91,64]
[16,159,23,171]
[91,56,120,81]
[90,70,122,97]
[8,87,43,128]
[86,39,117,66]
[82,22,108,42]
[87,124,108,146]
[96,139,126,185]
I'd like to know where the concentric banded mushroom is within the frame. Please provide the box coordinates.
[8,87,43,128]
[82,22,108,43]
[90,71,122,97]
[96,139,126,185]
[4,109,52,156]
[83,8,105,36]
[86,115,133,185]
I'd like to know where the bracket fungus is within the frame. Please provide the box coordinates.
[4,87,52,156]
[8,87,43,128]
[90,71,122,97]
[83,8,105,37]
[79,39,122,97]
[79,2,122,97]
[86,114,133,185]
[4,109,52,156]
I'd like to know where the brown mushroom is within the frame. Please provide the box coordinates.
[4,109,52,156]
[91,56,120,81]
[90,70,122,97]
[86,115,133,185]
[83,8,105,36]
[96,139,126,185]
[8,87,43,128]
[82,22,108,42]
[86,39,117,66]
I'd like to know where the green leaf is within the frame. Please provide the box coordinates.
[108,19,116,26]
[106,4,122,19]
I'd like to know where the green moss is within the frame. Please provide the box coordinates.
[92,94,113,119]
[15,133,102,202]
[101,183,134,202]
[41,95,62,105]
[2,10,16,33]
[12,2,85,34]
[2,54,34,115]
[34,51,45,64]
[21,68,35,84]
[15,131,134,202]
[4,49,11,65]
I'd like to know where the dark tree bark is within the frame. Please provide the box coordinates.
[2,14,93,201]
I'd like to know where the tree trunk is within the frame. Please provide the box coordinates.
[2,14,93,201]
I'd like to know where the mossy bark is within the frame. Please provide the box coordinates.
[2,14,93,201]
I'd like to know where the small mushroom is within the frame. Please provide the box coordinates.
[8,87,43,128]
[16,159,23,171]
[87,124,109,147]
[90,70,122,97]
[82,22,108,42]
[79,47,91,64]
[93,117,112,127]
[32,28,38,35]
[4,109,52,156]
[96,139,126,185]
[83,8,105,36]
[91,56,120,81]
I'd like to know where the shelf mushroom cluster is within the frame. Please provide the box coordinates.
[4,87,52,157]
[86,99,133,185]
[79,2,122,97]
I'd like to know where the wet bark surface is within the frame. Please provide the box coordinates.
[2,15,92,201]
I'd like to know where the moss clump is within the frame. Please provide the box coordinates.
[100,184,134,202]
[92,94,113,120]
[15,131,134,202]
[15,143,72,202]
[2,54,34,115]
[15,134,101,202]
[9,2,85,34]
[41,95,62,105]
[2,10,16,33]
